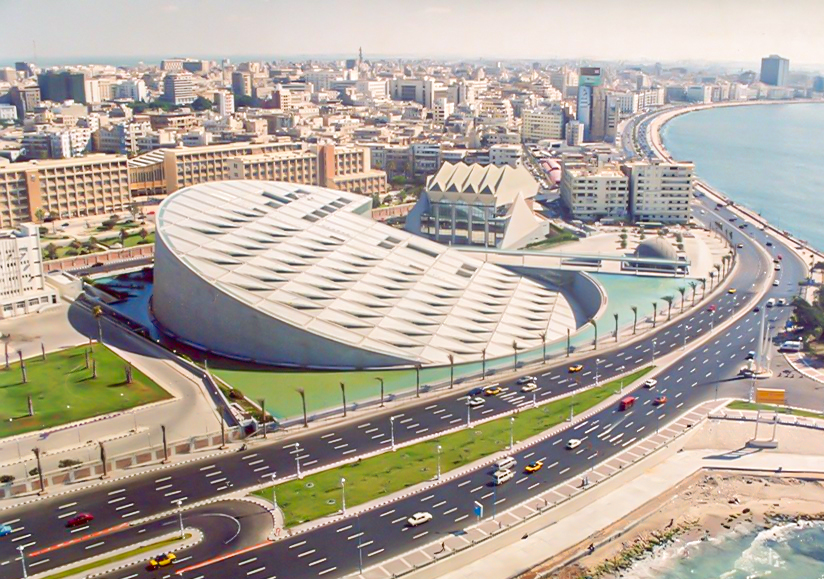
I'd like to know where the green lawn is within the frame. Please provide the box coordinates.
[0,344,171,438]
[254,367,652,527]
[101,231,155,248]
[727,400,824,419]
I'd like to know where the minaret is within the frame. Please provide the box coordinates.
[358,47,363,66]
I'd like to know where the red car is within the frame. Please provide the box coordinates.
[707,304,717,312]
[66,513,94,528]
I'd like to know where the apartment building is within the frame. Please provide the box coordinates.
[95,121,152,155]
[489,144,523,167]
[0,155,131,227]
[625,159,694,224]
[560,160,629,221]
[147,111,199,131]
[163,73,195,105]
[227,149,317,184]
[22,126,92,159]
[0,223,58,318]
[214,90,235,117]
[316,144,387,196]
[521,105,566,142]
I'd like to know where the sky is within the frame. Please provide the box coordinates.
[1,0,822,69]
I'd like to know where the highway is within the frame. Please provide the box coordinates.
[0,196,807,579]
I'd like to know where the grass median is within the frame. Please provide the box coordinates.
[254,367,653,527]
[0,343,171,438]
[727,400,824,419]
[41,533,190,579]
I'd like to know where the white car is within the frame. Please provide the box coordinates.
[407,512,433,527]
[773,279,780,286]
[777,298,787,306]
[566,439,582,450]
[467,396,485,408]
[520,382,539,393]
[492,468,515,485]
[643,379,658,389]
[517,376,537,385]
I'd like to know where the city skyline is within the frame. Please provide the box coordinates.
[1,0,823,69]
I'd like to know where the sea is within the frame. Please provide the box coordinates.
[621,520,824,578]
[660,102,824,252]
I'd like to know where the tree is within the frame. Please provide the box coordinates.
[34,207,46,223]
[689,281,699,306]
[128,202,140,221]
[92,305,103,343]
[44,243,58,260]
[119,228,128,245]
[652,301,658,328]
[139,228,149,240]
[678,287,687,312]
[512,340,519,369]
[85,236,98,250]
[663,295,675,321]
[371,192,380,208]
[631,306,638,335]
[699,278,707,300]
[613,313,619,342]
[191,96,213,111]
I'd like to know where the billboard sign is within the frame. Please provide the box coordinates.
[579,67,602,87]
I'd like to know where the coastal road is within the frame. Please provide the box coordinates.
[0,192,800,577]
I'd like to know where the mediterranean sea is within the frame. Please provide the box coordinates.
[661,103,824,252]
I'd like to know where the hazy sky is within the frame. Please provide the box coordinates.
[1,0,822,68]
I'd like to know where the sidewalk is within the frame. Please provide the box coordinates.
[380,414,824,579]
[784,352,824,385]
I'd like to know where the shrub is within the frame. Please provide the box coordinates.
[0,474,14,484]
[28,468,39,476]
[229,388,244,400]
[58,459,82,469]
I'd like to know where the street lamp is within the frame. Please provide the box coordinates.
[175,499,184,539]
[295,442,302,479]
[18,545,27,579]
[270,472,277,510]
[340,477,346,515]
[595,358,602,386]
[390,416,396,451]
[509,416,515,450]
[683,326,690,350]
[467,403,472,427]
[436,445,442,480]
[652,338,657,365]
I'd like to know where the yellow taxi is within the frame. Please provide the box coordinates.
[483,385,502,396]
[568,364,583,373]
[524,460,544,473]
[147,553,176,570]
[728,288,737,294]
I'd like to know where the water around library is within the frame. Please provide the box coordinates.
[661,103,824,252]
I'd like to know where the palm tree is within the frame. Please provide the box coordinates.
[652,301,658,328]
[699,278,707,300]
[588,318,598,350]
[689,281,699,306]
[713,264,721,285]
[630,306,638,335]
[613,313,619,342]
[677,287,687,312]
[92,305,103,343]
[447,353,455,389]
[663,295,675,321]
[539,332,547,364]
[512,340,519,369]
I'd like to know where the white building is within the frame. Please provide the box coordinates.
[95,121,151,155]
[214,90,235,118]
[432,97,454,123]
[566,120,584,146]
[489,144,523,167]
[625,159,694,224]
[114,79,148,102]
[23,126,92,159]
[686,85,712,104]
[163,73,195,105]
[560,161,629,221]
[521,105,565,142]
[304,70,343,91]
[0,104,18,121]
[0,223,58,318]
[612,91,639,115]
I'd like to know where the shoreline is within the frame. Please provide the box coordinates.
[646,99,824,264]
[524,471,824,579]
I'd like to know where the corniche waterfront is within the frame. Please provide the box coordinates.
[661,102,824,253]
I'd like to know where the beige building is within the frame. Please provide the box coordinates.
[316,144,387,196]
[624,159,694,224]
[521,106,565,142]
[560,160,630,221]
[228,149,318,184]
[0,155,131,227]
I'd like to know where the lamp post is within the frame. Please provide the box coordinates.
[651,338,657,365]
[175,499,184,539]
[340,477,346,515]
[436,445,442,480]
[295,443,302,478]
[595,358,602,387]
[270,473,277,510]
[18,545,27,579]
[683,326,690,350]
[415,364,421,398]
[376,377,384,408]
[509,416,515,450]
[467,403,472,427]
[390,416,396,451]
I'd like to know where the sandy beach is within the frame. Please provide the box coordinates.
[518,471,824,579]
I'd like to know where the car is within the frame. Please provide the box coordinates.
[777,254,783,260]
[566,439,582,449]
[737,243,744,248]
[738,224,746,229]
[483,385,502,396]
[61,222,70,228]
[468,387,484,397]
[516,376,537,385]
[774,264,781,271]
[707,304,717,312]
[654,396,668,406]
[766,298,776,307]
[492,468,515,485]
[147,553,177,570]
[524,460,544,473]
[0,524,11,537]
[729,217,737,222]
[643,378,658,389]
[619,396,637,410]
[520,382,538,393]
[568,364,583,373]
[407,512,433,527]
[766,241,773,247]
[66,513,94,528]
[467,396,485,407]
[746,350,756,360]
[777,298,787,306]
[753,306,760,313]
[773,279,780,286]
[728,288,737,294]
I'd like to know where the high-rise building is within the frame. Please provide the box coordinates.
[163,73,195,105]
[37,70,87,103]
[589,86,608,142]
[814,76,824,93]
[760,55,789,86]
[624,159,694,224]
[214,90,235,117]
[95,121,152,155]
[9,86,40,117]
[521,105,565,142]
[560,161,629,221]
[0,224,58,319]
[231,71,253,97]
[576,67,602,141]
